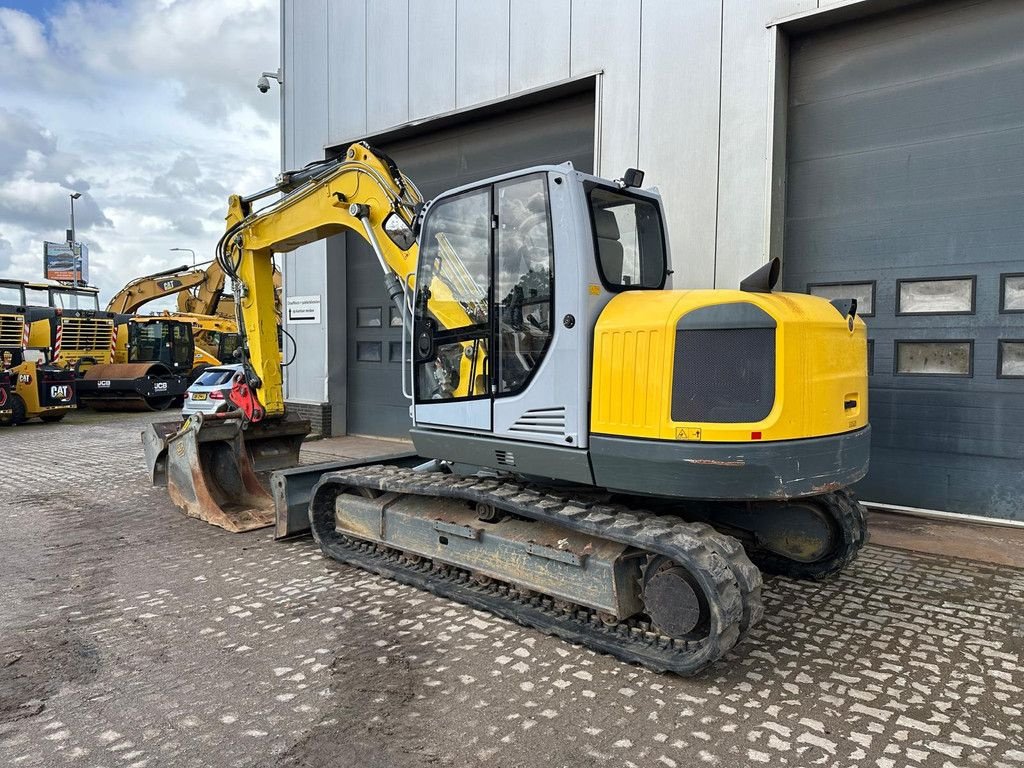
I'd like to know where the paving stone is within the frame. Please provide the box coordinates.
[0,411,1022,767]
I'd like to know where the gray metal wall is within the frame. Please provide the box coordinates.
[783,0,1024,521]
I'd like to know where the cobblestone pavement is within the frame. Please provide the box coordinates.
[1,411,1023,768]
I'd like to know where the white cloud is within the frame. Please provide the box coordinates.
[0,0,279,310]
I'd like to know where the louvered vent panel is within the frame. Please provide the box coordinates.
[509,407,566,436]
[61,317,114,351]
[0,314,24,348]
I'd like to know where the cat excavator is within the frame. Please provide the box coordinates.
[144,143,870,674]
[106,257,283,320]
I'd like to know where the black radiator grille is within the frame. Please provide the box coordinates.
[671,326,776,423]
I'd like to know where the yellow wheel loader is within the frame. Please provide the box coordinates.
[144,143,870,675]
[0,304,77,425]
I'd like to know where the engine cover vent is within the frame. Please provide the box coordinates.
[672,304,776,424]
[509,406,566,436]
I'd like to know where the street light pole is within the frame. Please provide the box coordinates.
[169,247,197,268]
[68,192,82,306]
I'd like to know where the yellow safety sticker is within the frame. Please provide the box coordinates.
[675,427,701,441]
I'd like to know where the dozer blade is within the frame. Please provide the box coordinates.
[142,413,311,533]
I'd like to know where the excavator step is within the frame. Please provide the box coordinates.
[309,464,764,676]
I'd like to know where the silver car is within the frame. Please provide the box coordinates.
[181,364,243,416]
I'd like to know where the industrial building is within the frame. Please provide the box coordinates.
[278,0,1024,522]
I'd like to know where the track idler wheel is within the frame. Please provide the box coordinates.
[642,556,710,639]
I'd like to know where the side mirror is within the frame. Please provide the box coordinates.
[617,168,645,188]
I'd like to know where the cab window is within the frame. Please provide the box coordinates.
[587,186,667,290]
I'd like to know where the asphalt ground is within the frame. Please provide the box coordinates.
[1,410,1022,768]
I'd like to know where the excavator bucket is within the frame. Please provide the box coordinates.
[142,413,311,533]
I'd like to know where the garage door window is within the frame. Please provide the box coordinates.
[356,307,382,327]
[998,341,1024,378]
[897,277,975,315]
[895,340,973,377]
[1001,274,1024,313]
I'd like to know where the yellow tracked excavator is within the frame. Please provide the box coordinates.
[144,143,871,674]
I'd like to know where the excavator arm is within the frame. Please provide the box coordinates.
[144,142,434,530]
[107,263,215,315]
[217,141,478,420]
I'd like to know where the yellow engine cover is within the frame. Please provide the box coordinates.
[591,290,868,443]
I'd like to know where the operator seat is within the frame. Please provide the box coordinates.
[594,208,623,283]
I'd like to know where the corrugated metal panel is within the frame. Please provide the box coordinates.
[366,0,409,133]
[289,0,329,163]
[570,0,640,177]
[638,0,722,289]
[327,0,367,144]
[784,0,1024,520]
[509,0,570,92]
[715,0,776,291]
[282,0,295,168]
[409,0,456,119]
[456,0,510,107]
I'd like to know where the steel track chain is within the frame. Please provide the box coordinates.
[309,465,764,675]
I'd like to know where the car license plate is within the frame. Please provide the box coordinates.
[192,393,208,401]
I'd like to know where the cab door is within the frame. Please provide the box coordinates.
[412,173,559,436]
[412,186,493,431]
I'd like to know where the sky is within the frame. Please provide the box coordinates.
[0,0,280,309]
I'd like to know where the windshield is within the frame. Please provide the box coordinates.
[50,289,100,310]
[0,285,23,306]
[587,185,667,290]
[24,287,49,307]
[195,369,237,387]
[128,322,167,362]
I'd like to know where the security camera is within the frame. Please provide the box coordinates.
[257,69,281,94]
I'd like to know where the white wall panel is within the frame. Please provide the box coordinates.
[283,0,330,402]
[282,0,295,168]
[570,0,641,177]
[410,0,456,119]
[456,0,510,107]
[639,0,722,289]
[366,0,409,133]
[290,0,329,163]
[327,0,367,144]
[509,0,570,92]
[715,0,773,289]
[771,0,818,16]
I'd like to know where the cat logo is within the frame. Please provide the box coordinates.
[18,373,31,385]
[50,384,74,403]
[159,279,183,291]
